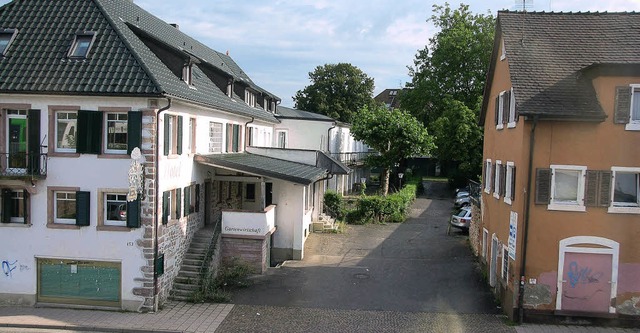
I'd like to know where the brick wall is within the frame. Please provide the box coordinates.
[221,236,268,274]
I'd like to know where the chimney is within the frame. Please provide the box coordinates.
[170,23,179,30]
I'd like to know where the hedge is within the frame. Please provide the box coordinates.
[343,179,419,224]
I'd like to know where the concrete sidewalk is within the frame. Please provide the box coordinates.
[0,301,233,333]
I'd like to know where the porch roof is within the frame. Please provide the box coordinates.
[194,153,329,185]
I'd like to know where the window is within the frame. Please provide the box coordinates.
[482,229,488,259]
[493,160,502,199]
[500,39,506,61]
[162,188,183,224]
[55,111,77,152]
[184,184,195,216]
[104,193,127,226]
[245,183,256,202]
[182,64,193,85]
[245,90,256,107]
[276,130,287,148]
[507,88,517,128]
[163,114,183,156]
[209,122,223,153]
[105,113,128,153]
[0,29,17,56]
[504,162,516,204]
[226,81,233,97]
[1,189,28,224]
[484,160,492,193]
[246,126,257,147]
[187,118,196,153]
[615,85,640,130]
[226,124,241,153]
[535,165,586,211]
[609,167,640,214]
[68,33,95,58]
[495,90,514,129]
[54,192,76,225]
[502,246,509,282]
[495,92,504,129]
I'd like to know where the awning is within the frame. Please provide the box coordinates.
[194,153,329,185]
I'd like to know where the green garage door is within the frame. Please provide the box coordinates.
[37,258,121,307]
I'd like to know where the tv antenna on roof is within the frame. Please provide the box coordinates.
[514,0,534,12]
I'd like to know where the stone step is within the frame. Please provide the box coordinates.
[189,241,210,249]
[184,253,206,261]
[174,276,199,285]
[179,264,201,273]
[170,295,192,302]
[172,282,200,291]
[171,289,195,298]
[176,270,200,279]
[185,247,208,255]
[182,258,203,266]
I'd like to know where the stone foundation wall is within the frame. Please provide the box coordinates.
[221,236,268,274]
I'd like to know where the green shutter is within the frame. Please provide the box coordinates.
[127,111,142,155]
[535,168,552,205]
[75,191,90,226]
[183,186,190,217]
[162,191,169,225]
[195,184,200,212]
[27,109,41,174]
[614,86,631,124]
[584,170,599,207]
[494,96,500,126]
[511,166,516,201]
[155,253,165,277]
[126,199,140,228]
[598,171,612,207]
[77,111,102,154]
[232,124,239,152]
[163,114,170,156]
[175,188,181,219]
[177,116,183,155]
[2,189,12,223]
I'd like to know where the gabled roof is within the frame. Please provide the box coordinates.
[275,105,335,121]
[194,153,328,185]
[0,0,278,123]
[374,88,405,109]
[481,11,640,124]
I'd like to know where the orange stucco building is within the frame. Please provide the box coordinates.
[476,11,640,325]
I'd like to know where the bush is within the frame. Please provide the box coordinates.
[324,190,343,219]
[190,257,252,303]
[344,179,419,225]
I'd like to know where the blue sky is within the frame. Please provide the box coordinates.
[3,0,640,106]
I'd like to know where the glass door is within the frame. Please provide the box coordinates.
[7,110,27,172]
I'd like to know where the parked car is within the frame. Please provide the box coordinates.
[454,191,470,208]
[449,207,472,232]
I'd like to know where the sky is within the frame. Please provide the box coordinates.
[3,0,640,107]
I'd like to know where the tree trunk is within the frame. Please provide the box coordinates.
[381,167,390,196]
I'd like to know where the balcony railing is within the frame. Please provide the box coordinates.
[330,152,374,166]
[0,152,48,178]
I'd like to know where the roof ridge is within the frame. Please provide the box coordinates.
[498,10,640,15]
[92,0,164,95]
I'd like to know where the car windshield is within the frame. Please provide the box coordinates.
[456,209,469,217]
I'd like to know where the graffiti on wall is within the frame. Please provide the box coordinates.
[561,252,612,313]
[1,259,30,278]
[567,261,604,288]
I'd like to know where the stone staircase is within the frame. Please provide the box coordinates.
[170,226,216,301]
[312,213,339,233]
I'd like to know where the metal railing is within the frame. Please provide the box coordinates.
[469,179,481,206]
[330,152,374,165]
[0,152,48,178]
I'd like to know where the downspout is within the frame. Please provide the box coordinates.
[518,115,538,323]
[327,122,336,153]
[153,98,172,312]
[244,117,254,150]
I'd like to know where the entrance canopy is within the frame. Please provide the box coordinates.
[194,153,328,185]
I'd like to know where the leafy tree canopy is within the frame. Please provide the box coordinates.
[351,104,434,195]
[294,63,375,123]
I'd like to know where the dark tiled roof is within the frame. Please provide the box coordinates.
[484,11,640,122]
[275,105,335,121]
[194,153,328,185]
[0,0,278,123]
[374,88,405,109]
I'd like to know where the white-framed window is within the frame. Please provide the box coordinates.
[226,81,233,97]
[496,92,504,130]
[549,165,587,212]
[245,90,256,107]
[507,88,516,128]
[68,32,95,58]
[500,39,506,61]
[55,111,77,152]
[209,122,223,153]
[182,64,193,86]
[164,114,182,156]
[628,85,640,130]
[494,160,502,199]
[104,193,127,226]
[504,161,515,205]
[54,191,76,225]
[608,167,640,214]
[104,113,128,153]
[484,159,492,193]
[0,189,28,224]
[276,130,287,148]
[502,245,509,282]
[482,229,489,259]
[187,117,196,153]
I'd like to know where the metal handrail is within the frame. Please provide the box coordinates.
[0,152,48,177]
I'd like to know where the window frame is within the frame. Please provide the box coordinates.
[54,110,78,153]
[245,89,256,107]
[187,117,196,154]
[496,92,504,130]
[493,160,502,199]
[608,166,640,214]
[47,187,82,229]
[209,121,223,153]
[502,245,509,282]
[507,88,516,128]
[0,28,18,56]
[1,188,29,225]
[103,112,128,154]
[504,161,515,205]
[68,32,96,59]
[627,85,640,131]
[484,159,492,194]
[548,165,587,212]
[276,130,287,149]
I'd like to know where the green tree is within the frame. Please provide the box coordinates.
[351,104,434,196]
[293,63,375,123]
[401,3,494,183]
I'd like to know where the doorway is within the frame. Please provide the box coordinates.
[6,110,27,172]
[265,182,273,206]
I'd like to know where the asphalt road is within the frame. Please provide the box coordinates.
[216,182,508,332]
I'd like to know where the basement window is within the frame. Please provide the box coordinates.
[68,32,96,58]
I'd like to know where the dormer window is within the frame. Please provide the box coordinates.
[226,80,233,97]
[0,29,18,56]
[68,32,96,58]
[245,89,256,107]
[182,63,193,85]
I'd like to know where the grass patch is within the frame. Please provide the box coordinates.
[190,257,253,303]
[422,176,448,182]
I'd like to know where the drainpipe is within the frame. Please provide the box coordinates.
[244,117,254,150]
[153,98,172,312]
[518,115,538,323]
[327,122,336,153]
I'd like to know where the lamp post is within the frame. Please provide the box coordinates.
[398,172,404,189]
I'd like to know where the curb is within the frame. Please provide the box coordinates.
[1,323,182,333]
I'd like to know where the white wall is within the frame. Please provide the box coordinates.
[275,119,332,151]
[270,180,306,258]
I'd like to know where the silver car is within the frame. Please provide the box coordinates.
[449,207,472,231]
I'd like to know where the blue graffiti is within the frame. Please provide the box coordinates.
[2,260,17,278]
[567,261,604,288]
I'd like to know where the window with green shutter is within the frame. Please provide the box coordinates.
[126,199,140,228]
[127,111,142,154]
[27,109,41,174]
[75,191,91,226]
[175,188,181,219]
[162,191,169,225]
[77,111,103,154]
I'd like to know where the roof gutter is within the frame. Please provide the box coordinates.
[153,97,171,312]
[518,114,538,323]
